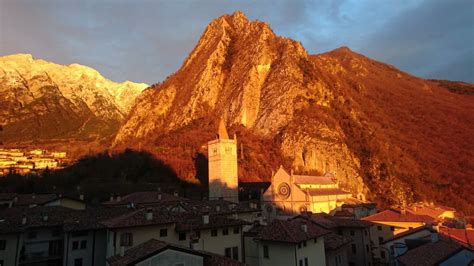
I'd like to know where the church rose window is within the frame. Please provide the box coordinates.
[277,182,291,199]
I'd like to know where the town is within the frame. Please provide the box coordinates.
[0,121,472,266]
[0,148,68,176]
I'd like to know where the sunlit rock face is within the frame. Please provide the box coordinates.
[0,54,147,141]
[115,11,474,213]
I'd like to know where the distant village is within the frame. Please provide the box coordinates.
[0,120,472,266]
[0,148,68,176]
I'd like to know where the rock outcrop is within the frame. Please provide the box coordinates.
[115,11,474,213]
[0,54,147,141]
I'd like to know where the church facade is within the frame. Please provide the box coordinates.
[262,166,353,218]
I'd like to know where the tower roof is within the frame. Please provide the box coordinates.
[218,118,229,139]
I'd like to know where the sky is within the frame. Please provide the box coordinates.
[1,0,473,84]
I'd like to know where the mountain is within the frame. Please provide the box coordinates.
[115,11,474,214]
[0,54,148,143]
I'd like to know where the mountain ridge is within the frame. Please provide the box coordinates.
[115,11,474,214]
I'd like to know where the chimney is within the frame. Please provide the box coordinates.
[79,194,84,201]
[174,191,179,197]
[116,195,122,202]
[43,214,48,222]
[431,231,439,243]
[190,239,199,250]
[301,222,308,233]
[203,213,209,225]
[216,205,220,212]
[32,194,36,199]
[22,216,27,225]
[110,195,114,202]
[145,208,153,221]
[157,187,161,192]
[158,193,162,200]
[119,246,125,256]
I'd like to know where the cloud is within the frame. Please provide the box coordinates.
[1,0,472,83]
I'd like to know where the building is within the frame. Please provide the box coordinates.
[208,118,239,203]
[362,208,434,235]
[294,212,373,266]
[262,166,353,219]
[107,238,244,266]
[336,198,377,219]
[244,218,329,266]
[438,227,474,249]
[323,232,351,266]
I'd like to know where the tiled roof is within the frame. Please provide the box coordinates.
[175,215,249,232]
[293,175,335,185]
[334,209,355,218]
[108,239,244,266]
[296,212,373,229]
[101,207,179,228]
[324,232,352,251]
[103,191,188,206]
[305,188,352,196]
[362,209,434,223]
[407,203,455,219]
[15,193,58,206]
[439,227,474,248]
[381,226,433,244]
[339,197,377,207]
[0,193,17,201]
[396,239,463,266]
[255,218,330,243]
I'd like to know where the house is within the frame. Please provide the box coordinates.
[103,191,188,208]
[244,218,330,266]
[14,193,59,208]
[107,238,244,266]
[337,198,377,219]
[407,203,456,221]
[396,238,474,266]
[323,232,352,266]
[362,208,434,235]
[42,195,86,210]
[101,207,249,262]
[438,227,474,249]
[262,166,353,219]
[294,212,373,266]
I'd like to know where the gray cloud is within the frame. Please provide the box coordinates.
[1,0,472,84]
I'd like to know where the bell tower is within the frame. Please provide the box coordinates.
[208,118,238,202]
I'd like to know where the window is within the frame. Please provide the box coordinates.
[74,258,83,266]
[232,246,238,260]
[263,245,269,258]
[351,244,356,254]
[120,233,133,247]
[72,241,79,250]
[160,229,167,237]
[211,229,217,237]
[377,225,382,231]
[71,231,87,237]
[0,260,3,266]
[195,231,201,238]
[225,247,231,258]
[233,227,240,234]
[80,240,87,249]
[223,228,228,235]
[303,241,306,247]
[364,229,368,236]
[390,226,395,231]
[314,238,318,243]
[366,245,369,253]
[378,237,383,244]
[299,259,303,266]
[0,240,5,250]
[297,243,302,249]
[304,258,308,266]
[179,232,186,241]
[52,228,61,237]
[350,230,355,236]
[27,231,37,239]
[381,250,386,259]
[225,147,232,154]
[337,230,343,235]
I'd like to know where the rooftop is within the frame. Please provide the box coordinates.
[439,227,474,248]
[295,212,373,229]
[103,191,188,206]
[396,239,464,266]
[361,208,434,223]
[255,218,330,244]
[293,175,335,185]
[381,226,433,244]
[108,239,244,266]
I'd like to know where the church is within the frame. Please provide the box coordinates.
[207,118,355,214]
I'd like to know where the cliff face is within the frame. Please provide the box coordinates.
[114,12,474,213]
[0,54,148,142]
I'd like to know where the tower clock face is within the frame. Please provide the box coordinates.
[277,182,291,199]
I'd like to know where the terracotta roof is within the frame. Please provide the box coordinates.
[362,209,434,223]
[108,239,244,266]
[255,218,330,243]
[296,212,373,229]
[339,197,377,207]
[381,226,433,244]
[334,209,355,218]
[305,188,352,196]
[175,215,250,232]
[101,207,179,228]
[407,204,455,219]
[103,191,188,206]
[439,227,474,248]
[397,239,464,266]
[324,232,352,251]
[293,175,335,185]
[15,193,58,206]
